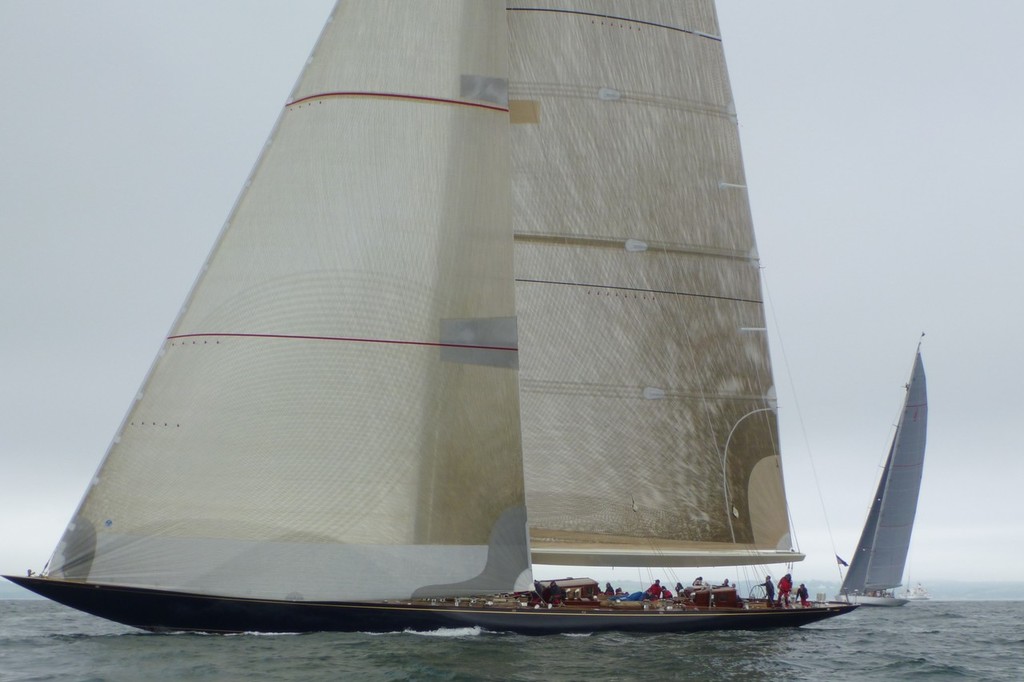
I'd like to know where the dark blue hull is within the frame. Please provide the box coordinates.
[5,575,856,635]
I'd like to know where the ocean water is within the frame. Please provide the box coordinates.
[1,599,1021,681]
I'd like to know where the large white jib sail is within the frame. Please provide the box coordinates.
[46,1,531,602]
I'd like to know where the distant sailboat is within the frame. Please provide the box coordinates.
[839,346,928,607]
[903,583,931,601]
[7,0,855,633]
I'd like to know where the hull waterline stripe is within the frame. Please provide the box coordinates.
[167,332,516,353]
[288,91,509,113]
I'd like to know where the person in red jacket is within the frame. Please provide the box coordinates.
[777,573,793,608]
[645,579,662,599]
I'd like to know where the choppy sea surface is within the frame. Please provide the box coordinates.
[2,599,1021,681]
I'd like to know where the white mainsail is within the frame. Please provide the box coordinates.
[508,1,800,566]
[47,1,531,602]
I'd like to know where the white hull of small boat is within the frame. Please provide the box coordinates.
[839,594,908,607]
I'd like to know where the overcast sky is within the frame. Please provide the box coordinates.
[2,2,1022,588]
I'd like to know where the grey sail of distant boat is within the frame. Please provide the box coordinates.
[840,348,928,606]
[7,0,855,632]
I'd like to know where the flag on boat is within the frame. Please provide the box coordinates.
[836,555,849,567]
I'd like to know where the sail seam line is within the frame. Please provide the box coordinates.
[287,92,508,112]
[513,233,753,261]
[506,7,721,41]
[515,278,761,304]
[167,332,517,352]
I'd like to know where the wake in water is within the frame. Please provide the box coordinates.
[401,626,484,638]
[362,626,486,638]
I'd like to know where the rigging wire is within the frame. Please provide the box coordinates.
[760,268,844,581]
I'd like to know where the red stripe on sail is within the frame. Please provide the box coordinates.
[287,91,508,112]
[167,332,517,353]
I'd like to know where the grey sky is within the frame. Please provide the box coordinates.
[2,2,1021,585]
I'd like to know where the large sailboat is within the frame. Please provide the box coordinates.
[838,346,928,607]
[7,1,855,633]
